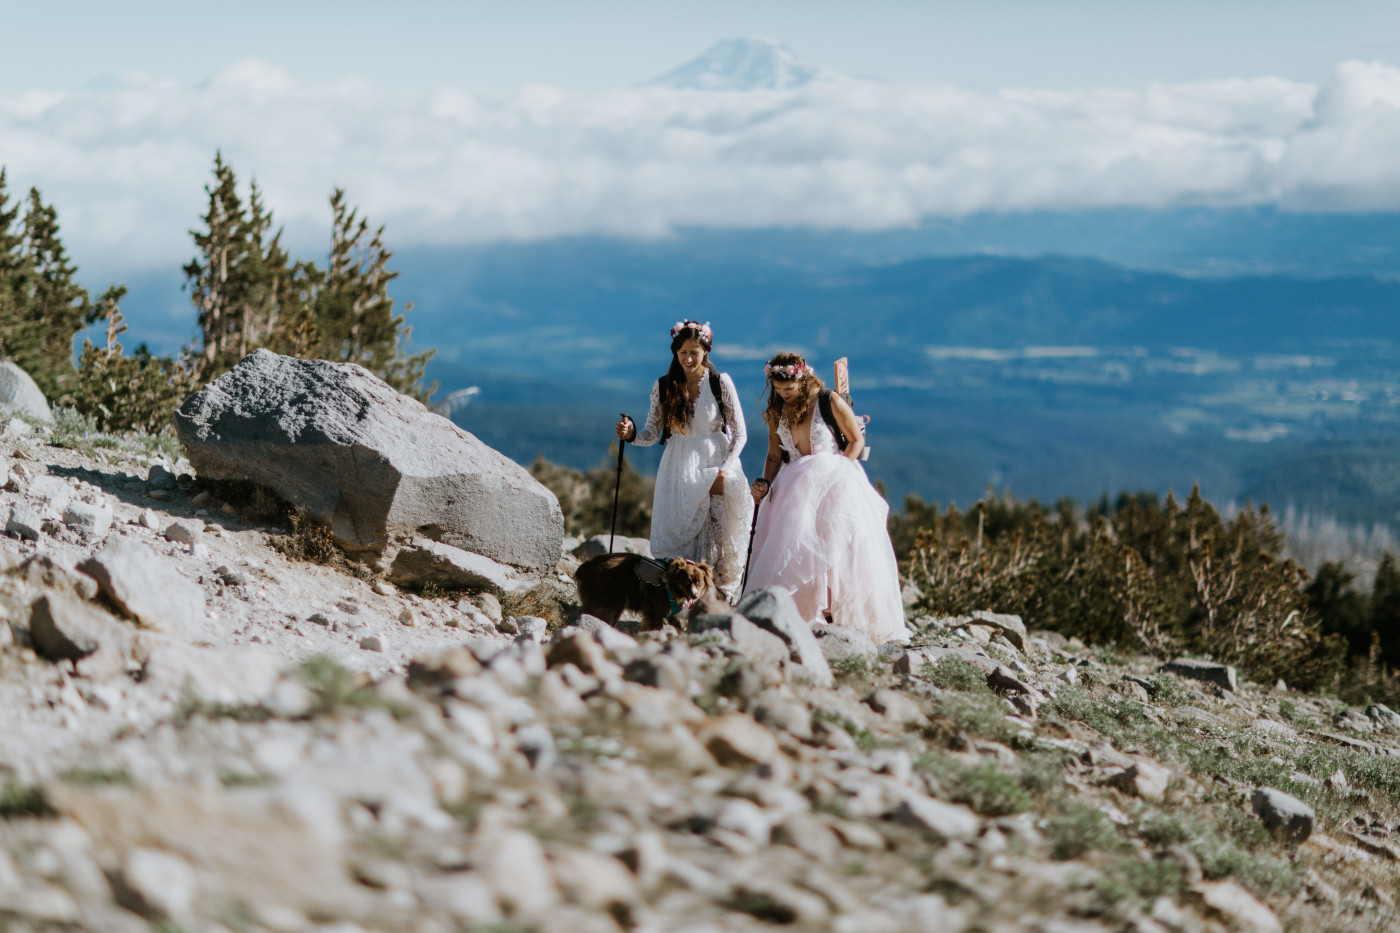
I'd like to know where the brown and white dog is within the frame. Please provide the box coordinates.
[574,554,714,630]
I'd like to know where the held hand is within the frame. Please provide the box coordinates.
[750,478,770,502]
[709,471,725,496]
[615,416,635,441]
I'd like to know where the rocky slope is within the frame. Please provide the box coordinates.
[3,412,1400,933]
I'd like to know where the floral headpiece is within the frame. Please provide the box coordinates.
[671,320,713,343]
[765,359,809,381]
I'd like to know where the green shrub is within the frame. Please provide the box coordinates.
[922,656,990,693]
[1043,802,1122,860]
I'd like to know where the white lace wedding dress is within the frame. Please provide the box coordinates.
[742,411,910,643]
[631,372,751,600]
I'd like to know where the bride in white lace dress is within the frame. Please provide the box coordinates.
[616,321,751,600]
[742,352,909,643]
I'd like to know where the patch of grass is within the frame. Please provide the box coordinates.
[272,508,340,564]
[1096,857,1186,905]
[918,755,1033,816]
[1144,675,1191,707]
[813,710,876,751]
[48,406,99,451]
[1043,802,1123,860]
[217,770,271,788]
[830,653,871,681]
[0,783,53,819]
[299,655,378,716]
[1278,698,1296,720]
[1295,746,1400,807]
[1138,807,1297,896]
[59,767,132,785]
[500,583,566,628]
[921,657,990,693]
[928,691,1023,745]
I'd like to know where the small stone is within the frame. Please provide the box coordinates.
[62,500,113,538]
[1107,760,1172,802]
[399,609,417,626]
[891,795,980,842]
[1367,704,1400,732]
[30,592,130,662]
[308,612,332,626]
[6,502,41,540]
[1252,786,1314,844]
[360,634,387,652]
[866,688,925,727]
[515,616,549,644]
[216,565,249,586]
[162,519,202,546]
[700,713,779,767]
[472,592,504,623]
[484,830,558,919]
[147,489,170,501]
[114,848,196,922]
[1324,769,1348,791]
[1161,657,1237,692]
[550,848,640,915]
[78,538,205,637]
[147,464,177,490]
[190,491,213,506]
[1191,881,1281,933]
[220,502,236,515]
[372,580,396,596]
[137,508,160,530]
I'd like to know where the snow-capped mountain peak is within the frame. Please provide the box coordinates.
[644,37,840,91]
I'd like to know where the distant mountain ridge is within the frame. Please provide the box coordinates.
[643,37,840,90]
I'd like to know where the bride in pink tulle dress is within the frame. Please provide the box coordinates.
[742,352,910,644]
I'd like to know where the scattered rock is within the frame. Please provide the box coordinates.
[174,349,564,569]
[388,537,532,593]
[6,501,42,540]
[1191,881,1282,933]
[811,623,877,662]
[890,795,980,842]
[147,463,178,490]
[1367,704,1400,733]
[1107,760,1172,803]
[62,499,113,538]
[1252,787,1314,844]
[1161,657,1238,692]
[113,848,196,923]
[700,714,779,767]
[78,538,205,638]
[0,361,53,422]
[162,519,203,546]
[734,587,833,686]
[29,592,131,663]
[360,634,387,652]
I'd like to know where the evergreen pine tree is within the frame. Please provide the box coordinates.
[1373,552,1400,667]
[0,172,118,400]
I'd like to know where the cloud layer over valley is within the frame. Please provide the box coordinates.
[4,52,1400,268]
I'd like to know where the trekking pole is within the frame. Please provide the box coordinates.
[740,494,762,594]
[609,414,629,553]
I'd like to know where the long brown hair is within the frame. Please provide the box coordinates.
[659,324,716,435]
[762,351,823,428]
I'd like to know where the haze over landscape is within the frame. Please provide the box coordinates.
[3,2,1399,525]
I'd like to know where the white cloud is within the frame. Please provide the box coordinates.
[2,58,1400,268]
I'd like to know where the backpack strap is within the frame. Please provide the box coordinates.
[710,370,729,435]
[658,377,671,446]
[661,372,730,445]
[817,388,848,452]
[634,556,668,587]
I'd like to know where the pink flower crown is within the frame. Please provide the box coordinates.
[671,320,713,342]
[765,360,810,381]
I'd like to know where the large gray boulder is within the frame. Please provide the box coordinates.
[0,362,53,423]
[174,350,564,571]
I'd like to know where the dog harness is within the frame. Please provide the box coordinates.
[633,556,698,617]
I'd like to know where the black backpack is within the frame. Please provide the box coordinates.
[660,370,729,445]
[782,387,869,462]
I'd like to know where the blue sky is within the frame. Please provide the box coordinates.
[3,1,1400,272]
[4,0,1398,93]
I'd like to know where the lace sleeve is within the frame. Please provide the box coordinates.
[718,373,747,474]
[631,380,664,447]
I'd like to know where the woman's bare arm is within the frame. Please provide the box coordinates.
[751,421,784,500]
[829,393,865,461]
